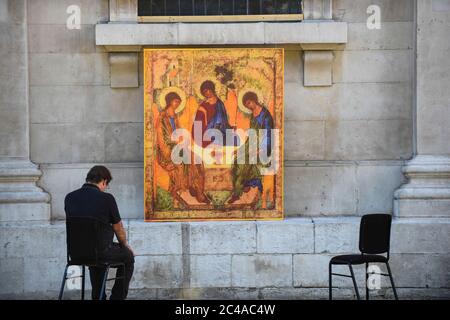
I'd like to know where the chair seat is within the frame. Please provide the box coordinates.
[330,254,388,265]
[68,260,124,268]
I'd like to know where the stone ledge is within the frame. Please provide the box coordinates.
[2,217,448,257]
[95,21,348,51]
[3,287,449,300]
[1,218,449,296]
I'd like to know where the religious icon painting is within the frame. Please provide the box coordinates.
[144,48,284,221]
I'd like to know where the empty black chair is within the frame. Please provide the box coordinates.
[58,216,125,300]
[329,214,398,300]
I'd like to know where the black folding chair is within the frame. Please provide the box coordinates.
[329,214,398,300]
[58,216,125,300]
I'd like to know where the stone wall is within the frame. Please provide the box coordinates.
[1,218,449,299]
[0,0,449,299]
[29,0,413,219]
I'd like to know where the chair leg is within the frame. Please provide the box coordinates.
[365,262,369,300]
[122,264,126,299]
[58,264,69,300]
[99,266,110,300]
[385,262,399,300]
[81,265,85,300]
[348,264,361,300]
[328,262,333,300]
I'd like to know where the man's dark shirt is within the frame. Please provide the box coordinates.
[64,183,121,251]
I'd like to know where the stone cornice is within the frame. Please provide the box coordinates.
[95,21,347,51]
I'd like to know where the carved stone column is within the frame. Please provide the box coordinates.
[0,0,50,221]
[394,0,450,217]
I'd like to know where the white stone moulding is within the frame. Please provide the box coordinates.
[0,160,51,222]
[95,22,347,49]
[394,155,450,218]
[101,1,342,87]
[103,0,341,87]
[96,21,347,88]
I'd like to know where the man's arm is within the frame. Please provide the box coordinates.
[112,221,135,256]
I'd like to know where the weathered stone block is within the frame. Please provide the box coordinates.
[27,0,108,24]
[29,53,110,86]
[325,119,412,160]
[264,22,347,44]
[333,50,411,83]
[347,22,413,50]
[90,86,143,123]
[28,24,99,54]
[0,52,28,158]
[30,124,105,163]
[181,288,259,300]
[0,257,24,295]
[0,226,25,258]
[128,221,182,255]
[190,255,232,288]
[189,222,256,254]
[30,86,87,124]
[30,85,143,124]
[0,23,27,54]
[284,82,329,121]
[333,0,413,22]
[131,255,183,289]
[104,123,143,162]
[24,256,66,293]
[314,217,360,253]
[285,120,325,160]
[391,218,450,254]
[231,254,292,288]
[332,82,412,121]
[0,203,50,222]
[389,253,450,288]
[23,223,66,259]
[284,165,357,215]
[284,50,302,83]
[257,218,314,253]
[110,52,139,88]
[260,287,357,300]
[178,23,264,45]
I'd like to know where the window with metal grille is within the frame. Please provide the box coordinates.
[138,0,303,22]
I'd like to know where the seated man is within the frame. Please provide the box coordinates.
[64,165,135,300]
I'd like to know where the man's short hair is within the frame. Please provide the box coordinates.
[200,80,216,95]
[242,91,259,106]
[86,165,112,184]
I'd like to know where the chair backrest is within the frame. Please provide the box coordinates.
[359,214,392,255]
[65,216,104,265]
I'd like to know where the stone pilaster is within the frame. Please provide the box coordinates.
[394,0,450,217]
[394,156,450,217]
[0,0,50,221]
